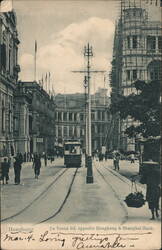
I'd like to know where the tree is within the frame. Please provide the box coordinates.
[110,80,161,139]
[111,80,161,161]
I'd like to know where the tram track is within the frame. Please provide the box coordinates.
[102,163,145,191]
[37,167,78,224]
[95,164,128,225]
[103,165,131,186]
[1,167,69,222]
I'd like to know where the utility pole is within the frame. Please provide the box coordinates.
[72,43,106,184]
[84,43,93,183]
[84,76,88,158]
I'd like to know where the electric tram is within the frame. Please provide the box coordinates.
[64,140,82,168]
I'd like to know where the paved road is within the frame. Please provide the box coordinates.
[1,158,161,225]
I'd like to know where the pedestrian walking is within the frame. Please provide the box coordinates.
[33,153,41,179]
[105,150,108,161]
[92,151,95,160]
[113,151,120,171]
[140,163,160,220]
[1,158,10,184]
[50,155,54,163]
[23,152,27,162]
[130,153,135,163]
[31,153,34,162]
[14,153,23,185]
[26,152,30,162]
[56,150,59,158]
[98,151,103,161]
[42,152,47,166]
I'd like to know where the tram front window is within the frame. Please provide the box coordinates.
[65,144,80,154]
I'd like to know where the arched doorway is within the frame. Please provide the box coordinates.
[147,60,162,81]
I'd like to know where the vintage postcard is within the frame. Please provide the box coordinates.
[0,0,161,249]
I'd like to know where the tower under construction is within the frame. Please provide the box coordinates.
[110,0,162,152]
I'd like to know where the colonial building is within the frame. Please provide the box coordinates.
[0,11,20,157]
[55,88,111,151]
[110,0,162,152]
[16,81,56,156]
[13,82,32,155]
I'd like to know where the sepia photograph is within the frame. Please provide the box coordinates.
[0,0,161,249]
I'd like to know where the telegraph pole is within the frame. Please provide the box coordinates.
[84,43,93,183]
[72,43,106,184]
[84,76,88,158]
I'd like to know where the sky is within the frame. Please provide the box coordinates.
[13,0,161,95]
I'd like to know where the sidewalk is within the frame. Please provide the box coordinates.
[1,158,64,221]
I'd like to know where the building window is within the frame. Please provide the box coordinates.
[58,112,61,121]
[132,35,137,49]
[150,69,161,80]
[107,111,110,121]
[91,112,95,120]
[102,124,105,133]
[1,44,6,70]
[97,111,101,120]
[80,128,84,137]
[9,49,11,73]
[74,113,77,121]
[1,100,5,132]
[74,127,77,137]
[132,70,137,80]
[148,60,162,81]
[63,126,67,137]
[80,113,84,121]
[97,125,101,133]
[55,112,58,121]
[58,127,62,137]
[127,36,131,49]
[158,36,162,51]
[69,112,72,121]
[69,127,73,137]
[102,111,105,121]
[9,102,12,133]
[147,36,156,51]
[126,70,131,80]
[92,124,95,134]
[63,112,67,121]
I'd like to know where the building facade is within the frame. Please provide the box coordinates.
[16,81,56,156]
[110,1,162,152]
[13,82,32,155]
[55,88,111,152]
[0,11,20,158]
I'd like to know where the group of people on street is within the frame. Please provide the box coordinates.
[1,153,23,185]
[92,149,109,161]
[0,151,52,184]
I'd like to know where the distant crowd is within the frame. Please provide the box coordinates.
[91,149,136,170]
